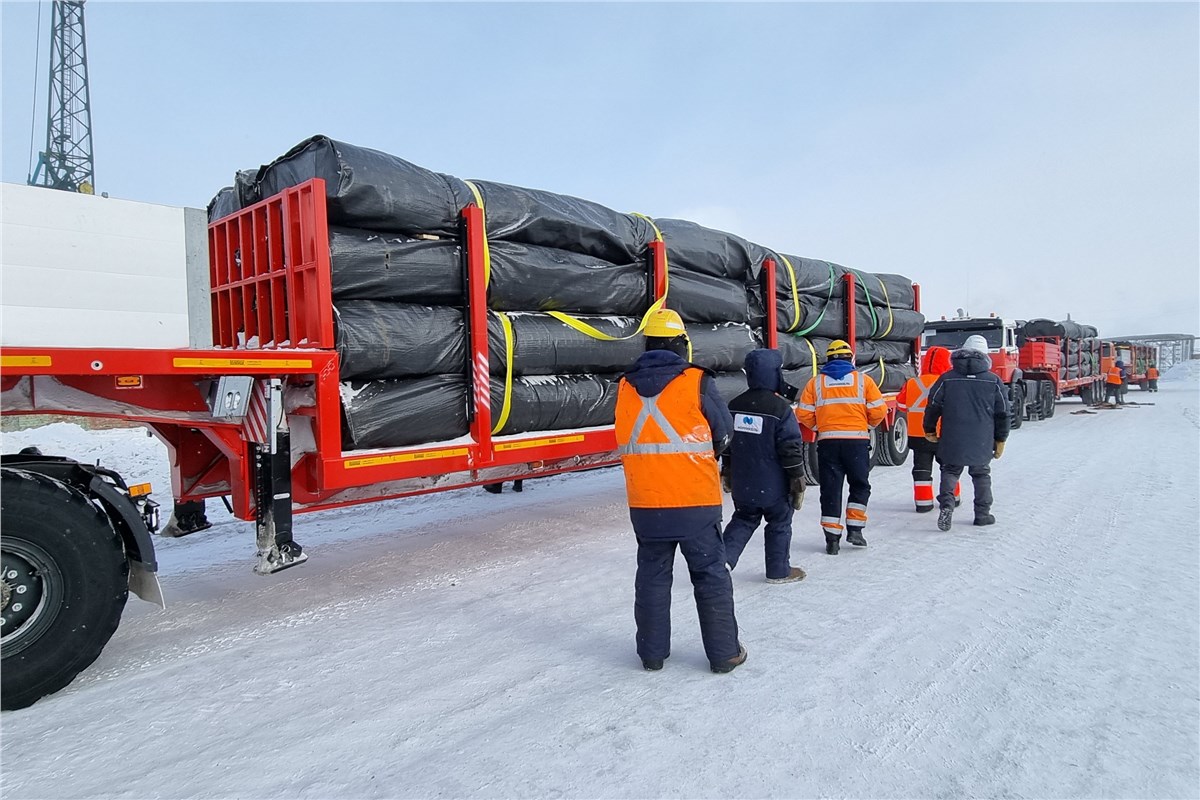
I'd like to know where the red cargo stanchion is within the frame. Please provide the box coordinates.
[763,258,779,350]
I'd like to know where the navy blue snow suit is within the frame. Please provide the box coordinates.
[721,349,806,579]
[924,348,1011,513]
[621,349,739,666]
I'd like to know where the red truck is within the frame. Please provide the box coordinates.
[922,314,1106,427]
[1102,341,1158,390]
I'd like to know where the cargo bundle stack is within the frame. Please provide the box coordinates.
[210,136,923,451]
[1021,318,1101,381]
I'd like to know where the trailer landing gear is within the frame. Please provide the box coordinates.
[252,380,307,576]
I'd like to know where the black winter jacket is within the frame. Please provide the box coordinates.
[924,349,1011,466]
[725,349,805,507]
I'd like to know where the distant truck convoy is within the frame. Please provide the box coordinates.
[923,314,1157,428]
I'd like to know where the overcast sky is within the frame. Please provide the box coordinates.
[3,1,1197,336]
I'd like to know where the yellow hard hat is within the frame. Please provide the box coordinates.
[826,339,854,358]
[645,308,687,338]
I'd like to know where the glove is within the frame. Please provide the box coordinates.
[721,469,732,494]
[924,433,939,443]
[789,476,806,510]
[993,441,1005,459]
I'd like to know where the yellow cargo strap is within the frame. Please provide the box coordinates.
[876,276,895,338]
[545,212,670,342]
[463,181,493,287]
[779,254,803,333]
[878,357,886,387]
[491,311,516,434]
[804,336,818,378]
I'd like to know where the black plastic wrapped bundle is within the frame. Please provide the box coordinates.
[337,304,651,380]
[792,296,925,341]
[466,181,656,265]
[256,136,466,236]
[491,314,643,377]
[341,375,470,450]
[342,373,625,448]
[777,335,912,370]
[687,323,760,373]
[860,361,917,394]
[710,372,749,404]
[655,218,771,282]
[668,271,751,324]
[335,302,466,380]
[490,374,619,436]
[207,186,240,222]
[329,228,651,315]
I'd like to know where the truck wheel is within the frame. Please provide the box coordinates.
[1,468,128,710]
[1042,389,1056,419]
[874,417,909,467]
[1010,385,1025,430]
[801,441,819,487]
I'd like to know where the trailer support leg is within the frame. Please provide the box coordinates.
[253,380,306,575]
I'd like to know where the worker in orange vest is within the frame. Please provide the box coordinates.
[1147,363,1159,392]
[614,308,746,674]
[1104,360,1125,405]
[896,346,960,513]
[795,339,887,555]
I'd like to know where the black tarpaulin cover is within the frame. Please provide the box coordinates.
[668,271,751,324]
[655,218,770,282]
[789,296,925,341]
[329,228,651,315]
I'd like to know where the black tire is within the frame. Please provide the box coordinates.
[874,416,909,467]
[801,441,819,487]
[1,468,128,710]
[1010,384,1025,430]
[1042,387,1056,418]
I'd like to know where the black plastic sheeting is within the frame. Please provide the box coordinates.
[336,304,761,381]
[775,256,917,309]
[776,336,913,370]
[787,296,925,341]
[207,186,239,222]
[256,136,465,236]
[341,373,624,449]
[1022,318,1099,340]
[668,271,752,324]
[329,228,651,315]
[335,302,465,380]
[655,218,770,282]
[467,180,655,265]
[710,372,749,405]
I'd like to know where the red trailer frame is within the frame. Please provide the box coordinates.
[2,179,921,538]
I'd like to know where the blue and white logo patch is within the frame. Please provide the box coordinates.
[734,414,764,434]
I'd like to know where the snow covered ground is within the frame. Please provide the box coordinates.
[2,365,1198,799]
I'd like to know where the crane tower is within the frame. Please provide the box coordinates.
[29,0,95,193]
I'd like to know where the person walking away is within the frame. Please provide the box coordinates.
[1104,360,1125,405]
[614,308,746,674]
[896,345,961,513]
[923,334,1010,530]
[1147,363,1159,392]
[721,349,807,583]
[795,339,887,555]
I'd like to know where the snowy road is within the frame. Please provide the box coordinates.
[2,367,1198,799]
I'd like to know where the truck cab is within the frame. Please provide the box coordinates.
[922,314,1027,428]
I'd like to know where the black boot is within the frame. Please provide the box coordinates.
[973,513,996,526]
[846,528,867,547]
[483,482,503,494]
[937,506,954,531]
[825,533,841,555]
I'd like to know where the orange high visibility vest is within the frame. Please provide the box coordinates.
[897,374,939,436]
[795,371,886,440]
[615,368,720,509]
[1148,367,1159,380]
[1106,366,1123,385]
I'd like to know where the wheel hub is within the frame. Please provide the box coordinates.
[1,552,44,640]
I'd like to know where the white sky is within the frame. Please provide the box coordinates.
[2,1,1197,335]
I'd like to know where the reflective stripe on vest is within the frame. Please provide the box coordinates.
[905,375,938,434]
[615,368,720,509]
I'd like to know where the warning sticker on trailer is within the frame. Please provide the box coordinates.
[173,357,313,369]
[1,355,52,367]
[343,447,470,469]
[495,435,586,452]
